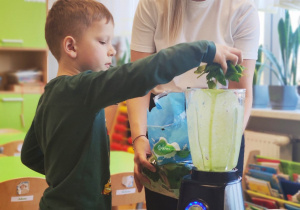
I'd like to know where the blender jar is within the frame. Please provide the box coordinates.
[185,88,245,172]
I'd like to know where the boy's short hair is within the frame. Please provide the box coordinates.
[45,0,114,61]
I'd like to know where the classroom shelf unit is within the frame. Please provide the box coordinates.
[0,0,48,91]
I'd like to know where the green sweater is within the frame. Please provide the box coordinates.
[21,41,216,209]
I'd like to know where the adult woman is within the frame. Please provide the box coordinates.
[127,0,259,209]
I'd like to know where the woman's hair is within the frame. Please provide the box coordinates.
[45,0,114,61]
[158,0,186,44]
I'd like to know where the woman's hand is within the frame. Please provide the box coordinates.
[133,135,156,192]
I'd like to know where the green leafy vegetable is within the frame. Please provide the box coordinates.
[142,155,192,188]
[142,165,160,182]
[194,61,246,89]
[176,148,190,158]
[163,163,191,189]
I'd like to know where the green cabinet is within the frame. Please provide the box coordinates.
[0,93,40,132]
[0,0,46,48]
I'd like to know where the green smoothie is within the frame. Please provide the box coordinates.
[186,89,245,171]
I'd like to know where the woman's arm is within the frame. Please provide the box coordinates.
[228,59,255,131]
[105,105,119,134]
[229,3,258,130]
[127,50,152,138]
[126,50,156,192]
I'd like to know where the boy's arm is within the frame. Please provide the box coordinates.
[21,121,45,175]
[80,41,216,111]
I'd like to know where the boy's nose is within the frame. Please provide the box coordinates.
[108,46,116,57]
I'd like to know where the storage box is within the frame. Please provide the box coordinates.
[7,71,43,84]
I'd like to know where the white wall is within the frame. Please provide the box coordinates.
[99,0,139,38]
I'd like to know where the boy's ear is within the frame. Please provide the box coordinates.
[63,36,77,58]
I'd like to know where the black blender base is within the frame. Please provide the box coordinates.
[177,169,244,210]
[177,176,225,210]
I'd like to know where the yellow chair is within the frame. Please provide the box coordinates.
[0,140,23,156]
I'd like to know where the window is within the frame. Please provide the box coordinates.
[290,10,300,83]
[259,8,300,85]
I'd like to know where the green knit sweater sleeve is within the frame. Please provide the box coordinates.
[79,40,216,112]
[21,96,45,175]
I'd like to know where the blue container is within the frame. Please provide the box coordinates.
[269,85,299,110]
[253,85,269,108]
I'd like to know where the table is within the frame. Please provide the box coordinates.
[110,151,134,174]
[0,156,44,182]
[0,132,26,145]
[0,151,134,182]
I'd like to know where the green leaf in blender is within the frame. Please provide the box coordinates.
[207,80,217,89]
[194,61,246,89]
[194,65,206,74]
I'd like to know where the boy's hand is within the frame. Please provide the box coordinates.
[213,44,243,73]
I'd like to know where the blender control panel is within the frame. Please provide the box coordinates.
[185,201,208,210]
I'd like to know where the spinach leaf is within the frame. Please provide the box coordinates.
[194,61,246,89]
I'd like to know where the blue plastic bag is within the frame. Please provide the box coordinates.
[147,92,192,165]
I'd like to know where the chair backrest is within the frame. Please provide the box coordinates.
[111,172,145,207]
[0,177,48,210]
[0,140,24,156]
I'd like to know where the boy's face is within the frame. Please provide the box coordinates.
[75,19,116,72]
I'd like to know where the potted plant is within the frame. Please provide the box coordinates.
[263,10,300,110]
[117,38,131,66]
[253,45,270,108]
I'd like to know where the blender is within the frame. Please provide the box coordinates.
[177,88,245,210]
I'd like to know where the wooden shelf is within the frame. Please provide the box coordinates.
[0,47,48,52]
[0,50,48,88]
[0,0,48,90]
[251,108,300,121]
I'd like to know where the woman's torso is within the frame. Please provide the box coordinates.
[131,0,259,94]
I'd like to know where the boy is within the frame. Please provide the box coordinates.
[21,0,242,209]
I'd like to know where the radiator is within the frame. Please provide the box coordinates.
[244,130,292,168]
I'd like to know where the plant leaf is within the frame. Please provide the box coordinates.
[194,65,206,74]
[253,68,258,85]
[207,80,216,89]
[215,68,226,86]
[195,61,244,88]
[291,27,300,85]
[261,47,286,85]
